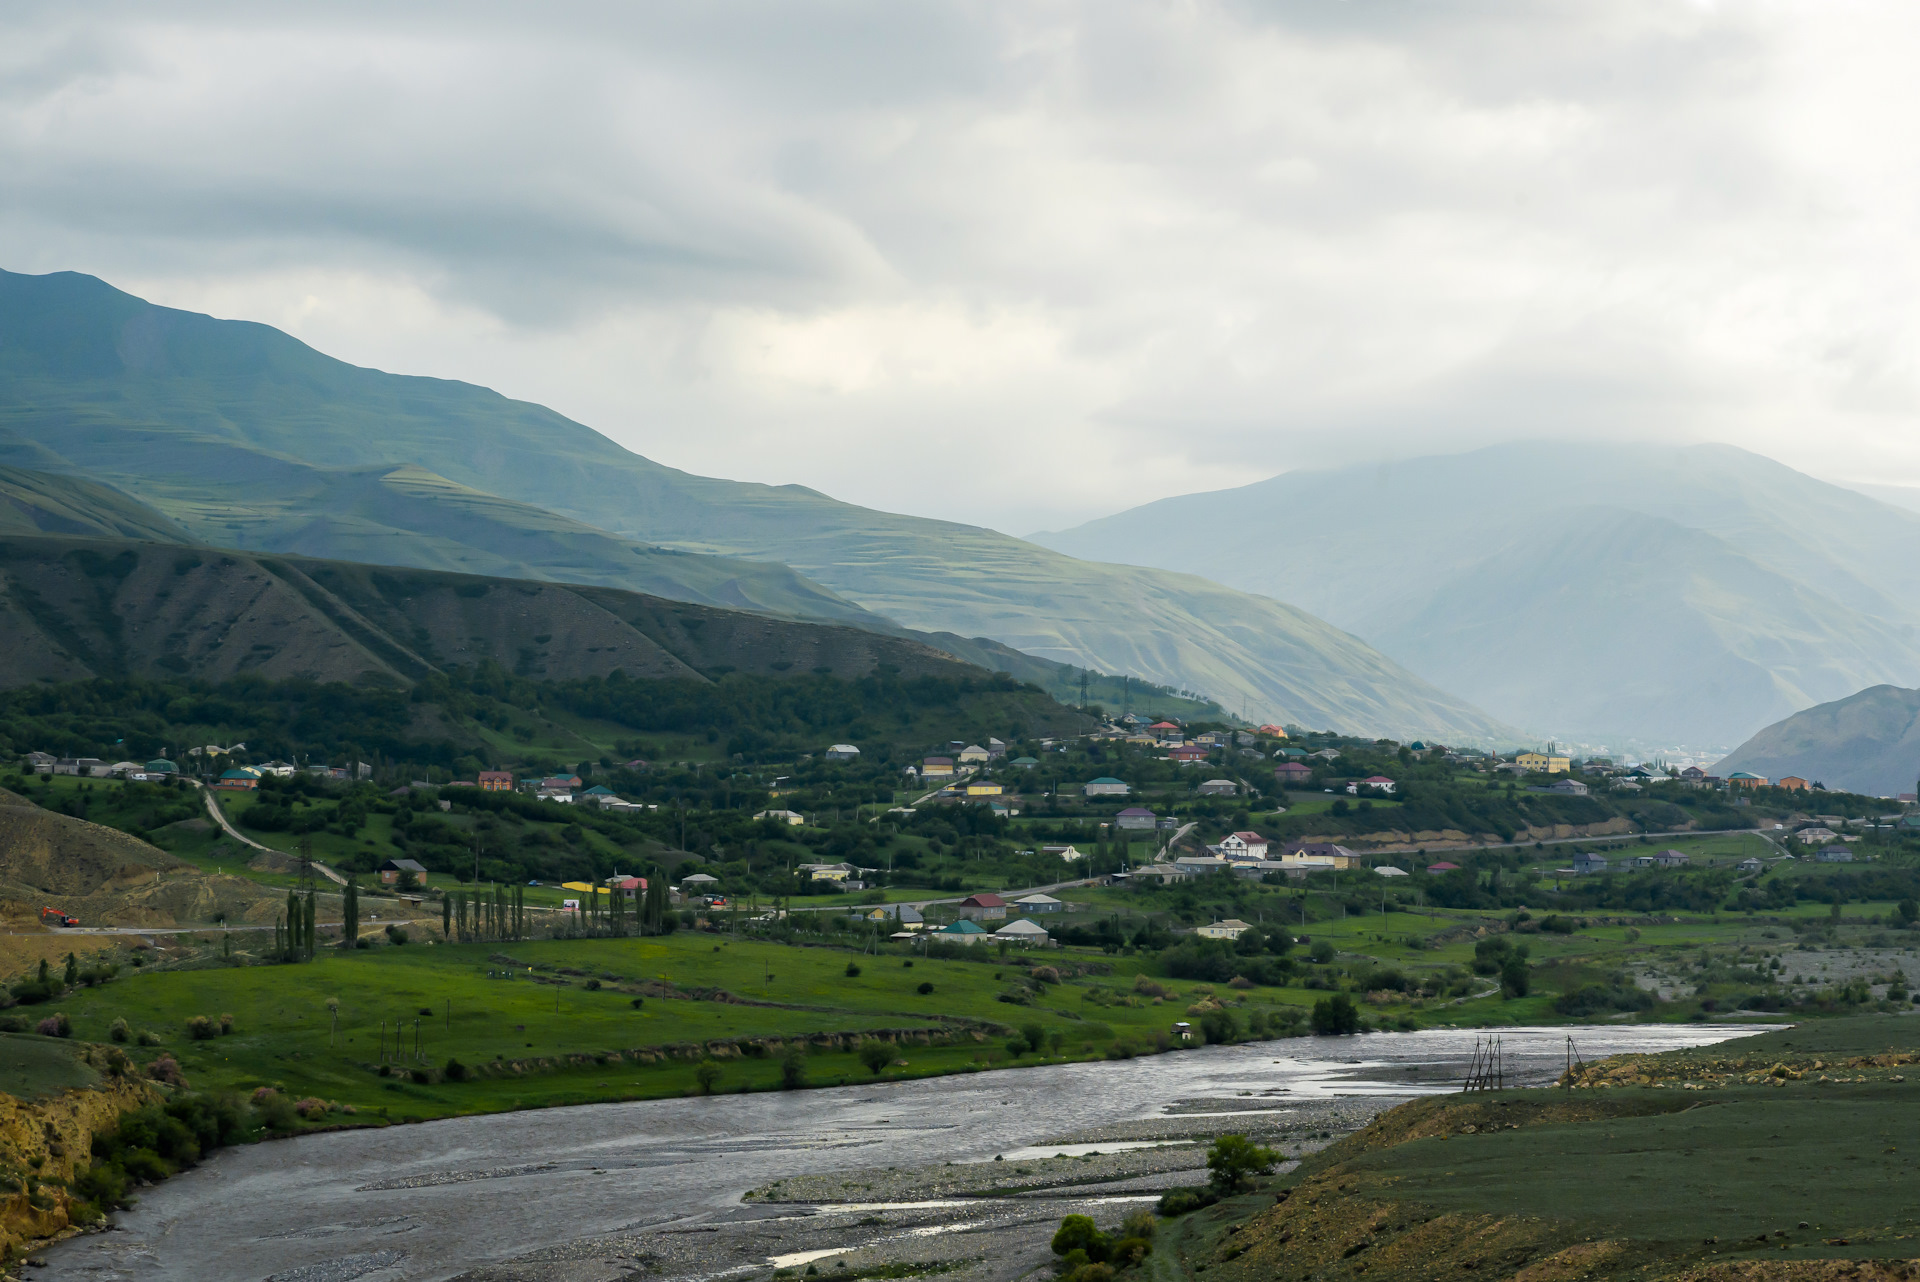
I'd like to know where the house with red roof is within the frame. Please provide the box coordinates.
[956,892,1008,921]
[1426,861,1462,874]
[1216,831,1270,861]
[1361,775,1397,793]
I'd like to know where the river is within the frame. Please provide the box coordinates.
[41,1024,1769,1282]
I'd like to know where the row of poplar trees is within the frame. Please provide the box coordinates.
[275,878,361,961]
[439,872,675,942]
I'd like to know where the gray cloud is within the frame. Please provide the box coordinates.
[0,1,1911,530]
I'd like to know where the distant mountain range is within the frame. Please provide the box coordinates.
[0,269,1514,743]
[1034,441,1920,748]
[1716,685,1920,798]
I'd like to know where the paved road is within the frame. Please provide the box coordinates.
[190,781,348,885]
[1369,826,1776,858]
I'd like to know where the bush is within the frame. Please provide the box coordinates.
[1553,985,1654,1017]
[858,1040,893,1076]
[1052,1214,1110,1263]
[384,924,409,945]
[1207,1133,1278,1194]
[147,1054,188,1087]
[845,962,862,977]
[917,981,934,995]
[137,1029,162,1047]
[186,1015,215,1040]
[294,1097,329,1119]
[1155,1187,1218,1216]
[10,979,57,1006]
[218,1013,235,1035]
[1310,993,1360,1035]
[586,979,602,990]
[108,1017,130,1043]
[36,1012,71,1038]
[443,1057,470,1082]
[780,1044,807,1090]
[1309,940,1336,965]
[694,1060,722,1094]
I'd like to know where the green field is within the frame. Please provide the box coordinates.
[20,932,1335,1122]
[0,1034,101,1101]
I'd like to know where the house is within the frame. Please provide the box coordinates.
[1571,852,1610,874]
[965,780,1004,797]
[936,918,991,944]
[754,809,805,825]
[1171,854,1230,876]
[1776,775,1809,792]
[680,872,720,891]
[957,892,1008,921]
[1309,748,1341,761]
[1084,776,1131,796]
[1280,842,1358,869]
[478,771,514,792]
[605,875,646,900]
[1014,893,1063,914]
[25,751,55,773]
[1042,845,1085,862]
[799,862,858,882]
[1125,863,1190,884]
[1217,831,1270,861]
[1426,861,1462,874]
[1374,866,1409,877]
[1727,772,1768,789]
[1232,860,1294,880]
[1171,1021,1194,1043]
[1150,720,1182,739]
[1360,775,1397,793]
[52,757,106,777]
[995,918,1051,946]
[1516,752,1571,774]
[1197,778,1239,797]
[1794,827,1840,845]
[958,744,991,764]
[144,759,177,775]
[1258,724,1288,738]
[1194,732,1225,747]
[1010,756,1040,769]
[1274,762,1313,786]
[826,744,861,762]
[1114,806,1157,831]
[1814,846,1854,863]
[884,904,926,929]
[1548,778,1590,797]
[1650,849,1690,868]
[378,858,427,886]
[988,738,1009,758]
[215,767,260,790]
[582,784,616,799]
[1737,857,1765,873]
[1680,766,1707,781]
[921,757,956,780]
[1197,918,1252,940]
[1168,744,1208,764]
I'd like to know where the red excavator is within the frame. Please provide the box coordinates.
[39,906,79,928]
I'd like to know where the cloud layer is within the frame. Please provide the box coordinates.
[4,1,1917,531]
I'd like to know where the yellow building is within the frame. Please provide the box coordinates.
[1516,752,1571,774]
[965,781,1004,796]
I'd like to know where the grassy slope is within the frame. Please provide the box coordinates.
[0,269,1510,742]
[31,933,1312,1120]
[0,1034,101,1101]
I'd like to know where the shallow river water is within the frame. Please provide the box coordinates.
[42,1024,1768,1282]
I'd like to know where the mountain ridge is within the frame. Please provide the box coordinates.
[1715,684,1920,798]
[0,268,1515,743]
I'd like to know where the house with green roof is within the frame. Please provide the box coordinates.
[1083,776,1130,797]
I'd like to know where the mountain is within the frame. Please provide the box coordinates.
[1715,685,1920,797]
[0,269,1513,743]
[0,534,982,689]
[0,465,193,543]
[1033,441,1920,748]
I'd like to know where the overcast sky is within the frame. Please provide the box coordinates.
[6,1,1919,532]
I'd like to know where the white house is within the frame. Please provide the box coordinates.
[1171,854,1230,876]
[1196,918,1252,940]
[1197,778,1238,797]
[1083,777,1131,797]
[994,918,1051,945]
[754,809,805,825]
[825,744,861,762]
[1216,831,1270,861]
[1373,866,1410,877]
[1041,844,1085,862]
[958,744,991,764]
[1014,893,1064,914]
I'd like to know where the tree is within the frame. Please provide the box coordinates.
[303,891,317,959]
[341,878,360,950]
[1310,993,1360,1035]
[780,1043,807,1090]
[1051,1215,1110,1263]
[1899,898,1918,928]
[1206,1134,1278,1195]
[858,1040,893,1076]
[694,1060,722,1095]
[1500,954,1530,999]
[63,952,77,988]
[442,894,452,940]
[1021,1021,1047,1054]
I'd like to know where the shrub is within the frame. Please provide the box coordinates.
[443,1057,470,1082]
[917,981,934,995]
[845,962,862,978]
[186,1015,215,1040]
[586,979,602,990]
[858,1040,893,1076]
[694,1060,722,1094]
[1309,940,1336,965]
[147,1054,188,1087]
[1156,1187,1218,1216]
[630,996,646,1009]
[384,924,409,945]
[36,1012,71,1038]
[1133,976,1171,999]
[1121,1209,1156,1241]
[1052,1214,1110,1263]
[780,1044,807,1089]
[294,1097,328,1119]
[137,1029,162,1047]
[1021,1022,1047,1054]
[255,1089,298,1132]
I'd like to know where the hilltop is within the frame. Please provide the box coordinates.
[0,269,1512,743]
[1715,683,1920,797]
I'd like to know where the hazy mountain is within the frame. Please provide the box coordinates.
[1033,440,1920,746]
[1716,685,1920,797]
[0,269,1514,742]
[0,464,193,543]
[0,533,982,690]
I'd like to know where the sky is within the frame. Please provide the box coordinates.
[6,1,1920,534]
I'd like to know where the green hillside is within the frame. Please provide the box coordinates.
[0,534,980,690]
[0,464,192,543]
[1036,440,1920,748]
[0,269,1511,744]
[1716,683,1920,796]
